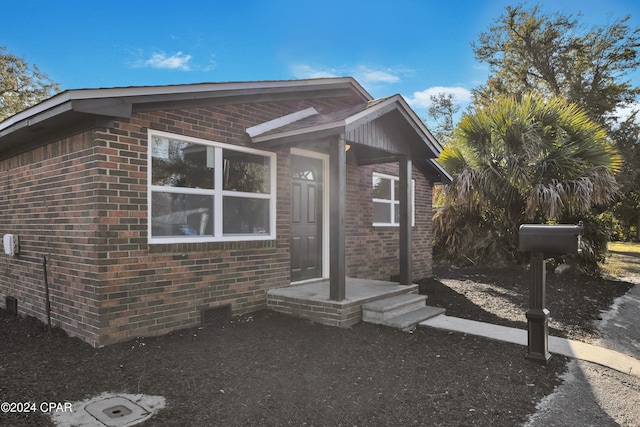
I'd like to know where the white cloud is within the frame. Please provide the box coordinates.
[140,51,193,71]
[404,86,473,109]
[291,64,341,79]
[291,64,404,85]
[355,66,400,84]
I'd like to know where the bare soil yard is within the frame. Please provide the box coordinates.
[0,261,634,426]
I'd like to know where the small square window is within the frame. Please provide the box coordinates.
[372,173,415,227]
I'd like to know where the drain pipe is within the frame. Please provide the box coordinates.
[43,255,52,334]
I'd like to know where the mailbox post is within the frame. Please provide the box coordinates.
[518,223,582,364]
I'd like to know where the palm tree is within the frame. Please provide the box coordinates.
[435,94,621,266]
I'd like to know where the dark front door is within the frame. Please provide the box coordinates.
[291,155,323,282]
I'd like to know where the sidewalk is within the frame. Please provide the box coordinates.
[420,277,640,426]
[420,315,640,378]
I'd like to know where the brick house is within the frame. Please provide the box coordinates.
[0,77,450,347]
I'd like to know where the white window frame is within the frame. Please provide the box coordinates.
[148,130,277,244]
[372,172,415,227]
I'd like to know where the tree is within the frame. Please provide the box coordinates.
[0,46,60,121]
[610,113,640,240]
[472,4,640,127]
[427,92,460,145]
[434,94,621,270]
[469,3,640,243]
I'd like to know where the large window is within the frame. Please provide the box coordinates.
[148,131,276,243]
[372,172,415,227]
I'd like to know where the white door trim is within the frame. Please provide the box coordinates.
[290,147,330,280]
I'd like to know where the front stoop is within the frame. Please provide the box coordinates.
[362,294,445,331]
[267,279,420,327]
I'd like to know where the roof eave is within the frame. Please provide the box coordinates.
[428,158,453,183]
[0,77,372,136]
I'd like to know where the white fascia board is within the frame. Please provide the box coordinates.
[246,107,318,138]
[429,158,453,183]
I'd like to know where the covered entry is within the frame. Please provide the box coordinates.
[248,95,450,308]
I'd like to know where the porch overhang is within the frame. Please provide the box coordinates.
[249,95,447,172]
[247,95,452,184]
[248,95,450,301]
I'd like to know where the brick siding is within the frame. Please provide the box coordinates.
[345,162,434,281]
[0,97,434,347]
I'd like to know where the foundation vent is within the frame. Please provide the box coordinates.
[5,296,17,315]
[201,304,231,327]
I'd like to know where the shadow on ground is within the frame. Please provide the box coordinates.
[420,266,634,343]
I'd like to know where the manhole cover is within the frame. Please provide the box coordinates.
[50,393,165,427]
[85,396,149,427]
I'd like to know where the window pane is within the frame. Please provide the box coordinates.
[394,203,400,224]
[373,202,392,223]
[151,192,213,237]
[372,176,391,200]
[223,197,270,234]
[292,156,322,181]
[223,150,270,193]
[394,179,400,201]
[152,137,214,189]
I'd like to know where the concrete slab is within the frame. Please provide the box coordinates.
[267,278,419,327]
[362,293,426,312]
[384,306,446,330]
[84,396,148,427]
[50,392,165,427]
[362,294,427,323]
[420,315,640,378]
[268,278,418,303]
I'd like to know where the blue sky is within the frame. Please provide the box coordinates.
[2,0,640,121]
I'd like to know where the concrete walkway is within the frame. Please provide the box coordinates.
[420,315,640,378]
[420,276,640,426]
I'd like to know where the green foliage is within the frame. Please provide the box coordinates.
[434,94,621,268]
[0,46,60,121]
[610,113,640,240]
[560,211,611,275]
[469,4,640,242]
[472,4,640,127]
[435,3,640,268]
[433,205,518,267]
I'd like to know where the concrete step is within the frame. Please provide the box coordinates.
[362,293,427,324]
[385,306,446,331]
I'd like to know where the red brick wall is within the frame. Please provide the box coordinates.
[91,101,338,346]
[0,132,103,343]
[0,97,434,347]
[345,162,434,281]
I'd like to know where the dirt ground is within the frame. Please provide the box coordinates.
[0,266,634,426]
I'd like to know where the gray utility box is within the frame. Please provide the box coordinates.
[518,224,582,256]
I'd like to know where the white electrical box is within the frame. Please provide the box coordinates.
[3,234,19,255]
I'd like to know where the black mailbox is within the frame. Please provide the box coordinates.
[518,224,582,256]
[518,222,582,364]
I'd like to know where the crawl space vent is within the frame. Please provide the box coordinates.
[6,296,17,315]
[201,305,231,327]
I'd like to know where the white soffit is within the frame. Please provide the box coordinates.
[246,107,318,138]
